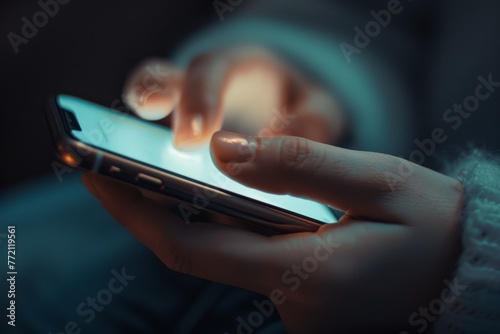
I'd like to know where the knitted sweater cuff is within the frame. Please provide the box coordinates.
[433,150,500,333]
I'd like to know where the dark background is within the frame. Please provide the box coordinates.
[0,0,214,190]
[2,0,500,191]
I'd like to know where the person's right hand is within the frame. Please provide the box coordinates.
[121,46,346,148]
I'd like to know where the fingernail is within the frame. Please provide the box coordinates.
[211,132,256,163]
[81,173,100,199]
[173,112,206,149]
[191,114,203,138]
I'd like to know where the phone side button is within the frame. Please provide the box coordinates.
[109,165,121,174]
[135,173,163,189]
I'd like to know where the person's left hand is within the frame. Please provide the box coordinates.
[82,132,464,333]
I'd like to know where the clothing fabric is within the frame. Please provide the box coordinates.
[433,151,500,333]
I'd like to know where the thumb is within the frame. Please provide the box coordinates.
[210,131,463,226]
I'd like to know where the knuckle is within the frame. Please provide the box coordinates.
[368,153,413,194]
[278,137,326,172]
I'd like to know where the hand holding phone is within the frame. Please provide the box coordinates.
[81,129,464,333]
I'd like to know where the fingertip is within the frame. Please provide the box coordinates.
[173,112,217,150]
[209,131,256,164]
[123,90,178,121]
[122,58,182,121]
[209,131,225,167]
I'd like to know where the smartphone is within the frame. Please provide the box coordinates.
[44,95,338,234]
